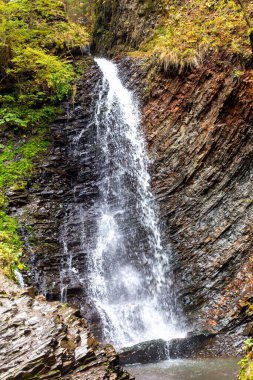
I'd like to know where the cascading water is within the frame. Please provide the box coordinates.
[84,58,184,348]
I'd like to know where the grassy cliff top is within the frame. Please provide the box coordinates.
[139,0,253,72]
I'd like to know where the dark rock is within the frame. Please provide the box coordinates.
[119,332,216,365]
[118,55,253,355]
[119,339,167,365]
[0,274,133,380]
[168,332,216,359]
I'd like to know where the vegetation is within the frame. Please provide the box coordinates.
[238,304,253,380]
[63,0,95,29]
[0,0,90,279]
[0,0,89,111]
[140,0,253,73]
[0,210,24,278]
[239,339,253,380]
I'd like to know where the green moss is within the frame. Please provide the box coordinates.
[0,137,49,189]
[0,194,7,209]
[0,133,50,278]
[11,181,28,192]
[233,69,245,78]
[247,304,253,316]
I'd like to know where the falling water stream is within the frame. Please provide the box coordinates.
[82,58,184,348]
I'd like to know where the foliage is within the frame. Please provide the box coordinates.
[63,0,95,29]
[7,47,74,103]
[0,0,90,279]
[0,104,57,130]
[0,133,50,278]
[239,338,253,380]
[0,211,24,279]
[0,0,89,107]
[140,0,253,73]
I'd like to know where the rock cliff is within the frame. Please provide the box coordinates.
[11,55,253,356]
[2,1,253,380]
[118,55,253,353]
[0,273,132,380]
[2,0,253,365]
[92,0,161,55]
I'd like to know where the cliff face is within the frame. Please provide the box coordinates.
[117,56,253,351]
[92,0,161,55]
[144,61,253,337]
[12,54,253,356]
[6,0,253,359]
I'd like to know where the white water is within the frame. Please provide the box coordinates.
[60,218,80,303]
[87,58,184,349]
[14,268,26,288]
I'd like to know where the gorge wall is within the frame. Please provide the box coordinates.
[11,54,253,356]
[6,0,253,358]
[91,0,253,352]
[92,0,161,55]
[119,56,253,353]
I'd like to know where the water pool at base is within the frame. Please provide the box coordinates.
[126,358,238,380]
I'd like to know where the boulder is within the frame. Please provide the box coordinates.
[120,339,167,365]
[119,331,216,365]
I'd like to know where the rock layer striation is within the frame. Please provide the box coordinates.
[118,56,253,353]
[7,56,253,355]
[0,274,132,380]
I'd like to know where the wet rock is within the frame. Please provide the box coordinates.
[120,339,167,365]
[167,331,216,359]
[118,55,253,355]
[0,274,133,380]
[119,332,216,365]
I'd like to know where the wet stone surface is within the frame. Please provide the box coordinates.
[0,274,133,380]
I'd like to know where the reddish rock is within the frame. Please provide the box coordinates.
[120,55,253,353]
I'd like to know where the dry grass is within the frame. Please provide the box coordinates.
[140,0,253,73]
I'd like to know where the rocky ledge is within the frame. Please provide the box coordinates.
[0,274,133,380]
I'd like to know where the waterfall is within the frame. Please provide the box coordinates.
[83,58,183,348]
[14,268,26,288]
